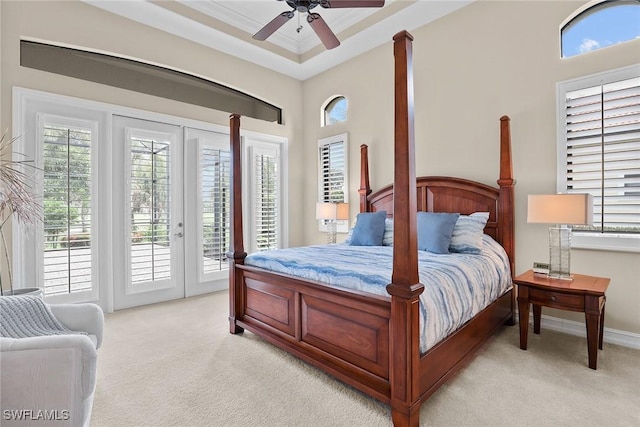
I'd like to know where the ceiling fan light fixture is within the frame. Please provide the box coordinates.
[255,0,385,49]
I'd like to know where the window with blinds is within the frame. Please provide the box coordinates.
[318,134,349,233]
[254,150,279,251]
[319,139,346,203]
[201,146,230,272]
[42,123,92,296]
[561,72,640,235]
[129,136,172,283]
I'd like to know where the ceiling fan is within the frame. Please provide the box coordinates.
[253,0,385,50]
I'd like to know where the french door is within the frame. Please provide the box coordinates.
[14,88,286,312]
[183,127,233,297]
[112,116,184,310]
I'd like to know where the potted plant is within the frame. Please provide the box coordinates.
[0,131,42,296]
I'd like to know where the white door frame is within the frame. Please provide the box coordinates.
[112,116,185,310]
[183,127,231,297]
[12,87,288,313]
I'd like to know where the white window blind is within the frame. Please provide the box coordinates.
[562,74,640,235]
[201,146,230,272]
[253,148,279,252]
[129,136,172,283]
[319,140,346,203]
[317,134,349,233]
[42,123,92,296]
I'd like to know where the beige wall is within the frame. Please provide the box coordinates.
[1,1,638,335]
[302,1,640,334]
[0,0,305,288]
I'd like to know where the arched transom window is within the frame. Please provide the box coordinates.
[322,96,348,126]
[561,0,640,58]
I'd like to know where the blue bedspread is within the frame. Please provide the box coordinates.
[244,235,512,353]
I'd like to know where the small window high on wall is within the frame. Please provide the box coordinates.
[322,96,348,126]
[561,0,640,58]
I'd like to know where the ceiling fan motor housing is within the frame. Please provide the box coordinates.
[260,0,385,50]
[285,1,319,14]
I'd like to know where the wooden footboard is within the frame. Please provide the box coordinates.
[236,263,514,408]
[236,265,393,402]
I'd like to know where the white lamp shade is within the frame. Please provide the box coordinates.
[527,194,593,226]
[316,202,349,221]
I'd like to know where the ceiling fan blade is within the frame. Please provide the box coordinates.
[253,11,294,41]
[321,0,385,8]
[307,13,340,50]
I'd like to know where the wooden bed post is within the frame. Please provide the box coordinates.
[228,113,246,334]
[386,30,424,427]
[498,115,516,325]
[359,144,372,212]
[497,115,516,277]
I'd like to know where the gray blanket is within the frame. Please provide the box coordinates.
[0,295,84,338]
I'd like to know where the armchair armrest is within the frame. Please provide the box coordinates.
[50,303,105,349]
[1,335,98,427]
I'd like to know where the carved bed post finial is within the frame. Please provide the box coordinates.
[387,30,424,427]
[499,115,514,186]
[228,113,246,335]
[359,144,372,212]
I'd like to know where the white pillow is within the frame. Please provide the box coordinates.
[449,212,490,253]
[382,218,394,246]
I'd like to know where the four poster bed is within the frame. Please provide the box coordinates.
[227,31,516,426]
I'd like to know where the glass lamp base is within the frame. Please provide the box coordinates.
[548,226,572,280]
[326,221,337,244]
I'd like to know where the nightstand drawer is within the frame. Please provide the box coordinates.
[529,289,583,310]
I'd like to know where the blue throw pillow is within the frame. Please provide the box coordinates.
[349,211,387,246]
[417,212,460,254]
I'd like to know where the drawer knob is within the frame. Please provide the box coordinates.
[551,296,557,302]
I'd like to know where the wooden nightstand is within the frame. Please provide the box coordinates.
[514,269,610,370]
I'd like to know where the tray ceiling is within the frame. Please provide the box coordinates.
[84,1,473,80]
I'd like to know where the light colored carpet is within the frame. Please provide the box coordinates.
[91,291,640,427]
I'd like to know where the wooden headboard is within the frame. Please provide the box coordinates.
[368,176,501,240]
[358,116,516,275]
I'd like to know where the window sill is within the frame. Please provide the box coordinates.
[572,233,640,253]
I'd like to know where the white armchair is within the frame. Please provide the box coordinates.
[0,302,104,427]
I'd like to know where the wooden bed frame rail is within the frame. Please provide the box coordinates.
[227,31,515,427]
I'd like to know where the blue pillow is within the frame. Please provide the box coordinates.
[349,211,387,246]
[417,212,460,254]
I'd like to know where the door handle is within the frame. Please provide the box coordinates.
[175,232,184,238]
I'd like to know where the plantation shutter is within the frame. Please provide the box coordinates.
[201,145,230,272]
[319,141,345,203]
[564,76,640,234]
[42,122,93,295]
[129,136,172,283]
[254,148,279,251]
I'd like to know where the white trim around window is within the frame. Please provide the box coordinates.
[556,64,640,253]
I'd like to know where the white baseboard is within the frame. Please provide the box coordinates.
[523,312,640,350]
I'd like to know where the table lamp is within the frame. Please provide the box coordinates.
[316,202,349,244]
[527,193,593,280]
